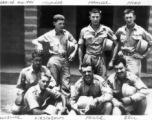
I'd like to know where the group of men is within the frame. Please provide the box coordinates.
[11,8,151,115]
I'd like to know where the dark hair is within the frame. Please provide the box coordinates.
[53,14,65,22]
[113,57,126,67]
[124,9,135,16]
[32,50,44,59]
[89,8,102,15]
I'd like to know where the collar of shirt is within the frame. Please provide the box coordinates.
[87,24,107,34]
[82,75,96,86]
[124,24,138,32]
[114,72,131,84]
[29,65,43,74]
[34,84,43,95]
[51,29,66,36]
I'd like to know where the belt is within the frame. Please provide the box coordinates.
[52,54,67,58]
[123,51,134,56]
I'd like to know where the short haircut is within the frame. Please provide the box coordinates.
[32,50,44,59]
[40,72,51,80]
[89,8,102,15]
[81,62,93,69]
[53,14,65,22]
[113,57,127,67]
[124,9,135,16]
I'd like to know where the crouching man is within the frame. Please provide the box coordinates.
[22,72,67,115]
[69,63,113,115]
[107,57,149,115]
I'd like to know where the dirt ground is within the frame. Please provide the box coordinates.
[1,84,152,115]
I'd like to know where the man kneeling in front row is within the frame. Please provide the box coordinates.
[107,57,149,115]
[22,72,67,115]
[69,63,113,115]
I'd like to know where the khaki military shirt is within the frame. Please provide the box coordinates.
[16,65,56,94]
[107,71,149,102]
[22,84,60,114]
[37,29,77,56]
[115,24,152,53]
[70,74,113,109]
[78,24,116,55]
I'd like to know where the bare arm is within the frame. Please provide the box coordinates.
[78,44,84,72]
[32,108,45,115]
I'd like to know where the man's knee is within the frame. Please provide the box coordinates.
[11,103,22,115]
[68,110,77,115]
[104,102,113,110]
[112,107,122,115]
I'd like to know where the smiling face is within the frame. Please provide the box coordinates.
[81,66,94,85]
[114,62,127,80]
[89,13,101,26]
[124,12,136,26]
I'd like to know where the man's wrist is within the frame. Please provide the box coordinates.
[142,54,146,58]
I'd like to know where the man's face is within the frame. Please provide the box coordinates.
[114,62,127,80]
[82,66,93,85]
[54,20,65,31]
[39,75,50,90]
[89,13,101,26]
[124,13,136,26]
[32,56,42,68]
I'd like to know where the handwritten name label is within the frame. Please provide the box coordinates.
[127,1,141,5]
[41,0,62,5]
[124,116,138,120]
[0,116,22,119]
[0,0,14,4]
[35,116,64,120]
[88,0,111,5]
[85,116,105,120]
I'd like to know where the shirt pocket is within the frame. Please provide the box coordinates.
[132,33,142,41]
[120,34,127,43]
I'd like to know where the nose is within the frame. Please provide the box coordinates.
[118,69,121,73]
[86,72,89,75]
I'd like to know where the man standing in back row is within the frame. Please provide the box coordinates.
[115,9,152,77]
[78,8,118,79]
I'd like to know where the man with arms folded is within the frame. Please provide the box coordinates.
[115,9,152,77]
[78,8,118,79]
[107,57,149,115]
[69,63,113,115]
[22,72,66,115]
[32,14,78,99]
[11,51,57,115]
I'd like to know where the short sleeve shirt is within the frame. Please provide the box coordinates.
[37,29,77,56]
[78,24,116,55]
[16,65,56,94]
[22,84,60,114]
[115,24,152,52]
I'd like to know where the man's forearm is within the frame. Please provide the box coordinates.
[142,47,151,58]
[32,39,43,49]
[111,41,119,61]
[61,94,66,108]
[78,45,84,65]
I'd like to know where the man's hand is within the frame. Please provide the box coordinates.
[121,97,132,105]
[85,98,98,113]
[132,53,143,59]
[15,94,24,106]
[113,100,123,107]
[68,52,76,61]
[118,51,124,57]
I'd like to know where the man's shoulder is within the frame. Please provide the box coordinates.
[116,25,126,31]
[80,25,90,32]
[94,74,105,83]
[21,66,32,73]
[75,77,84,86]
[126,71,139,80]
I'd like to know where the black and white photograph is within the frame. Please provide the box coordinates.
[0,1,152,118]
